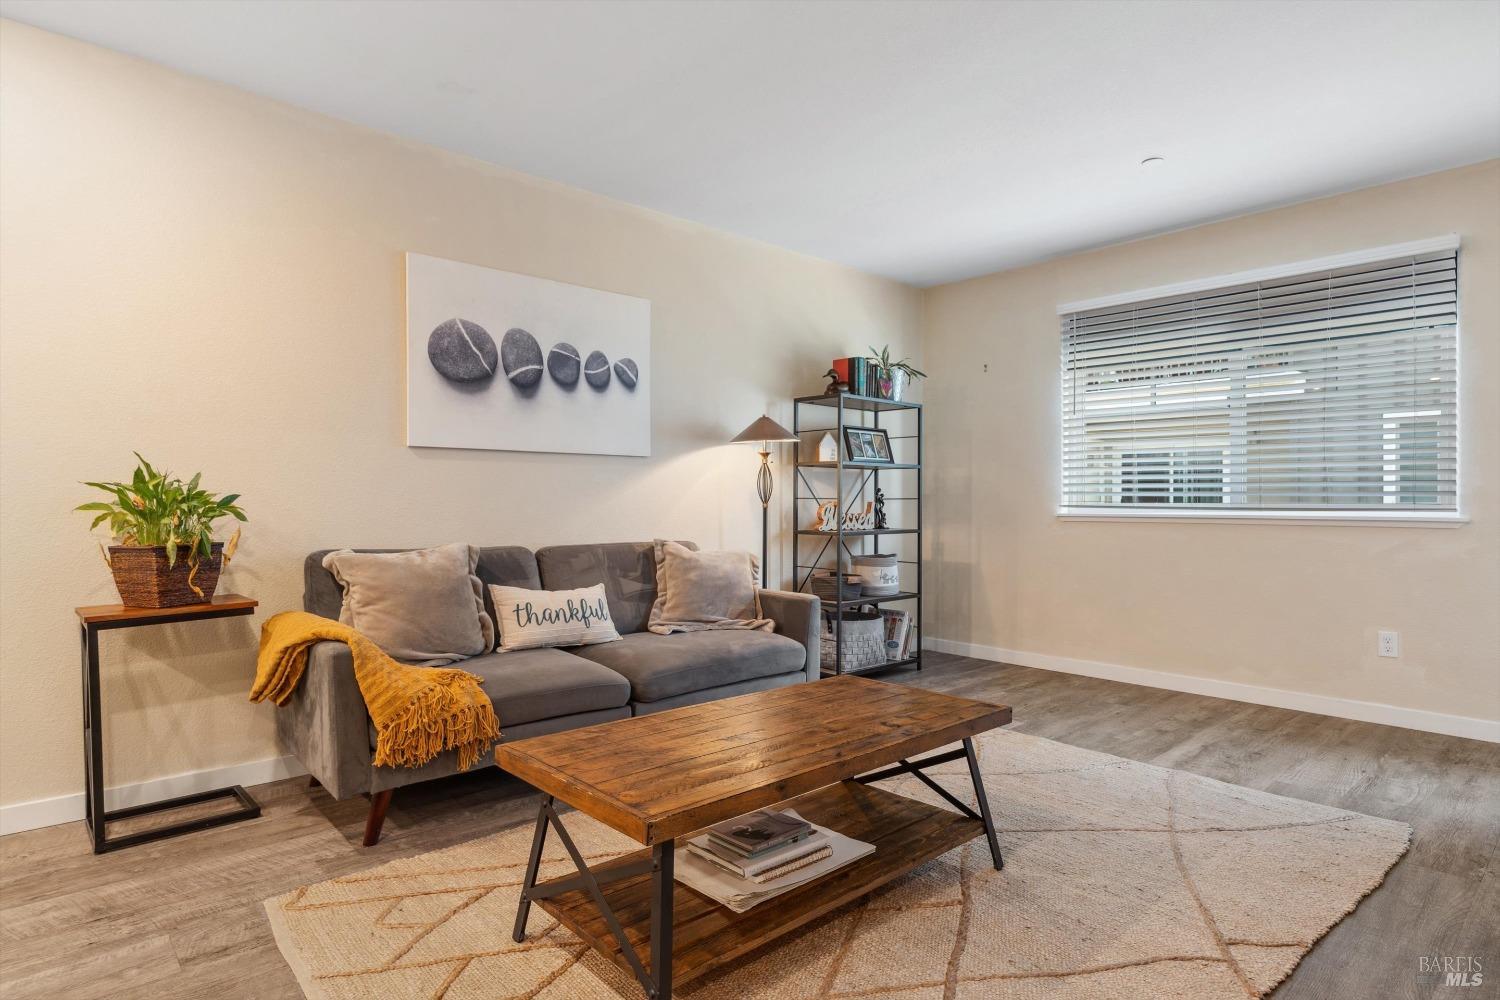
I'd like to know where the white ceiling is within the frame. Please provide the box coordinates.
[4,0,1498,286]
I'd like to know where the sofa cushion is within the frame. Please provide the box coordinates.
[536,541,694,634]
[366,648,630,743]
[570,629,806,703]
[471,648,632,727]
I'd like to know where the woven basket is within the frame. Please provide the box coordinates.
[108,543,224,608]
[809,572,863,602]
[820,611,886,673]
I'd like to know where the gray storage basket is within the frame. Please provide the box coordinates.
[821,611,886,672]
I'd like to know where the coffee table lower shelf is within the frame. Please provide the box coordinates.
[533,779,983,987]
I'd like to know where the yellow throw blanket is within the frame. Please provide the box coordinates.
[250,611,499,771]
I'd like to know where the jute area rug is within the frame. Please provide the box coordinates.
[265,729,1409,999]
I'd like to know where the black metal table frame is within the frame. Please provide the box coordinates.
[80,605,262,854]
[509,736,1001,1000]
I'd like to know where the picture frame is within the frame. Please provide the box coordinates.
[841,426,895,464]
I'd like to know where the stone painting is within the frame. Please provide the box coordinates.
[407,253,651,456]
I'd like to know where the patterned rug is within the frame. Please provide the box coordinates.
[265,729,1409,999]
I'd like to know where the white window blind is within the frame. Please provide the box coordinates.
[1060,240,1458,515]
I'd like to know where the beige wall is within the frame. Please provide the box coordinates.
[0,22,921,810]
[923,160,1500,728]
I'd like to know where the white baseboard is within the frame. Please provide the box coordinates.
[924,637,1500,744]
[0,754,307,836]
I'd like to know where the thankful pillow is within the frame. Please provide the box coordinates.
[321,543,494,666]
[647,539,773,635]
[489,583,622,651]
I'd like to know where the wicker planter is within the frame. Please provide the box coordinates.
[107,543,223,608]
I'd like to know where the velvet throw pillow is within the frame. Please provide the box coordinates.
[647,539,773,635]
[321,543,494,666]
[489,583,622,651]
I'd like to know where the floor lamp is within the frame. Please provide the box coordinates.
[731,415,799,587]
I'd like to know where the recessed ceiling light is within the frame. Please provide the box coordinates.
[1140,156,1166,168]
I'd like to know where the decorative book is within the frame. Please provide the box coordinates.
[705,810,811,857]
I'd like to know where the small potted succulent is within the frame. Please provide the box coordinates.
[867,345,926,401]
[77,454,246,607]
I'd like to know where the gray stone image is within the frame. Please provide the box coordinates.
[584,350,611,390]
[547,342,581,387]
[613,357,639,390]
[501,328,544,388]
[427,318,497,383]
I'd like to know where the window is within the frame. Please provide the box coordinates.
[1059,238,1459,519]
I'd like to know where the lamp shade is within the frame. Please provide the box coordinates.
[730,415,798,444]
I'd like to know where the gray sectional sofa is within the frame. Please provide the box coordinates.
[277,541,820,844]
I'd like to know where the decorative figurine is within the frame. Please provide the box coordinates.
[816,431,839,463]
[824,368,850,394]
[874,488,888,529]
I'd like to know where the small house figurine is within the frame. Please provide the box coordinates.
[817,432,839,464]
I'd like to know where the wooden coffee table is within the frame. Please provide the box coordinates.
[495,675,1012,999]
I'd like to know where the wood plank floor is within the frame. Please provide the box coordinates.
[1,652,1495,999]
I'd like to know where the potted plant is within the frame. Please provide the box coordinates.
[866,345,926,401]
[77,454,246,607]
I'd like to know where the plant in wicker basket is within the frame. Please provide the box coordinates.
[76,454,247,607]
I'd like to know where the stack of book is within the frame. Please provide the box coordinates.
[676,809,875,913]
[831,356,882,396]
[688,810,830,883]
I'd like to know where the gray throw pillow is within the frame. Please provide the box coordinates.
[647,539,773,634]
[321,543,495,665]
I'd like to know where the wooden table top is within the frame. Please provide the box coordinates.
[75,594,258,626]
[494,674,1011,844]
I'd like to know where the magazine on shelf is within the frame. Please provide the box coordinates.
[880,609,911,660]
[674,811,875,913]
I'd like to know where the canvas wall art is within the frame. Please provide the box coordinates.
[406,253,651,456]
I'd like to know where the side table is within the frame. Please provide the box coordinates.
[76,594,262,853]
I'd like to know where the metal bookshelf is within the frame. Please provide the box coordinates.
[791,391,922,676]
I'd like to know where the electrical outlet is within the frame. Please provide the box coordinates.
[1378,630,1399,658]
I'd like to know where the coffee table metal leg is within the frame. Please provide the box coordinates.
[512,794,552,943]
[650,840,674,1000]
[963,737,1004,870]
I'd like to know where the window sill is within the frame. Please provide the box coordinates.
[1056,508,1468,527]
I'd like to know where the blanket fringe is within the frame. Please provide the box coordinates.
[372,669,501,771]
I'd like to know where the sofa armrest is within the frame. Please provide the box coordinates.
[760,589,821,682]
[273,640,373,799]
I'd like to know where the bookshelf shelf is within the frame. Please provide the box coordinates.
[796,461,921,471]
[792,390,922,677]
[820,591,920,609]
[796,528,918,537]
[794,392,922,414]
